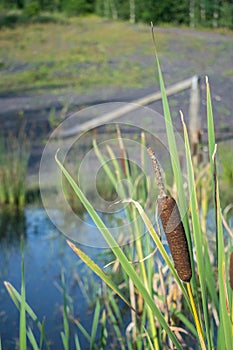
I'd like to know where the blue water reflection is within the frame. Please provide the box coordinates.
[0,206,110,350]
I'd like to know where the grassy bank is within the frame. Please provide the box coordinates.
[0,15,167,95]
[1,15,232,96]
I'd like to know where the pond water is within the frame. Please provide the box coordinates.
[0,206,114,350]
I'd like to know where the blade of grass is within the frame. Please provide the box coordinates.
[213,146,233,350]
[74,334,81,350]
[100,310,108,350]
[61,271,69,350]
[116,125,131,180]
[187,283,206,350]
[39,318,47,350]
[90,299,101,350]
[106,145,129,200]
[181,113,210,349]
[131,206,159,350]
[67,241,132,310]
[20,240,26,350]
[27,328,40,350]
[73,319,91,343]
[105,295,126,350]
[108,291,123,327]
[172,309,197,337]
[56,152,183,349]
[4,281,20,309]
[93,139,117,188]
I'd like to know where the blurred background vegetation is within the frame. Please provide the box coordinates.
[0,0,232,29]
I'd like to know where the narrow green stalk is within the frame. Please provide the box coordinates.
[27,328,40,350]
[105,295,125,350]
[132,207,159,350]
[213,147,233,350]
[99,310,107,350]
[20,239,27,350]
[90,299,101,350]
[61,271,69,350]
[74,334,81,350]
[181,114,211,349]
[187,283,206,350]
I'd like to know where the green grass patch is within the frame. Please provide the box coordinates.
[0,15,166,94]
[0,128,30,207]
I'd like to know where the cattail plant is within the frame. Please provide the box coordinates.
[147,147,206,349]
[147,147,192,283]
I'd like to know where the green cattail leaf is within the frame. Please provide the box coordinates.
[20,242,26,350]
[90,299,101,350]
[67,241,132,310]
[213,147,233,350]
[181,114,210,348]
[105,296,125,350]
[27,328,40,350]
[73,319,91,343]
[74,334,81,350]
[93,139,117,188]
[100,310,108,350]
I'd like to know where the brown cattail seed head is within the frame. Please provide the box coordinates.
[158,196,192,282]
[229,252,233,290]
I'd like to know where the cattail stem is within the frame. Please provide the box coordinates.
[187,283,206,350]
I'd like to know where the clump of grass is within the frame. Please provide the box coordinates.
[0,128,30,207]
[56,50,233,349]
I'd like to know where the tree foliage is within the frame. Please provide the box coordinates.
[0,0,232,28]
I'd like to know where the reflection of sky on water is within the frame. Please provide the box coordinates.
[0,207,110,350]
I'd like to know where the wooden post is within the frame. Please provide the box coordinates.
[189,75,202,162]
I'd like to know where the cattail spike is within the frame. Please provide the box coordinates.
[147,147,166,197]
[158,196,192,282]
